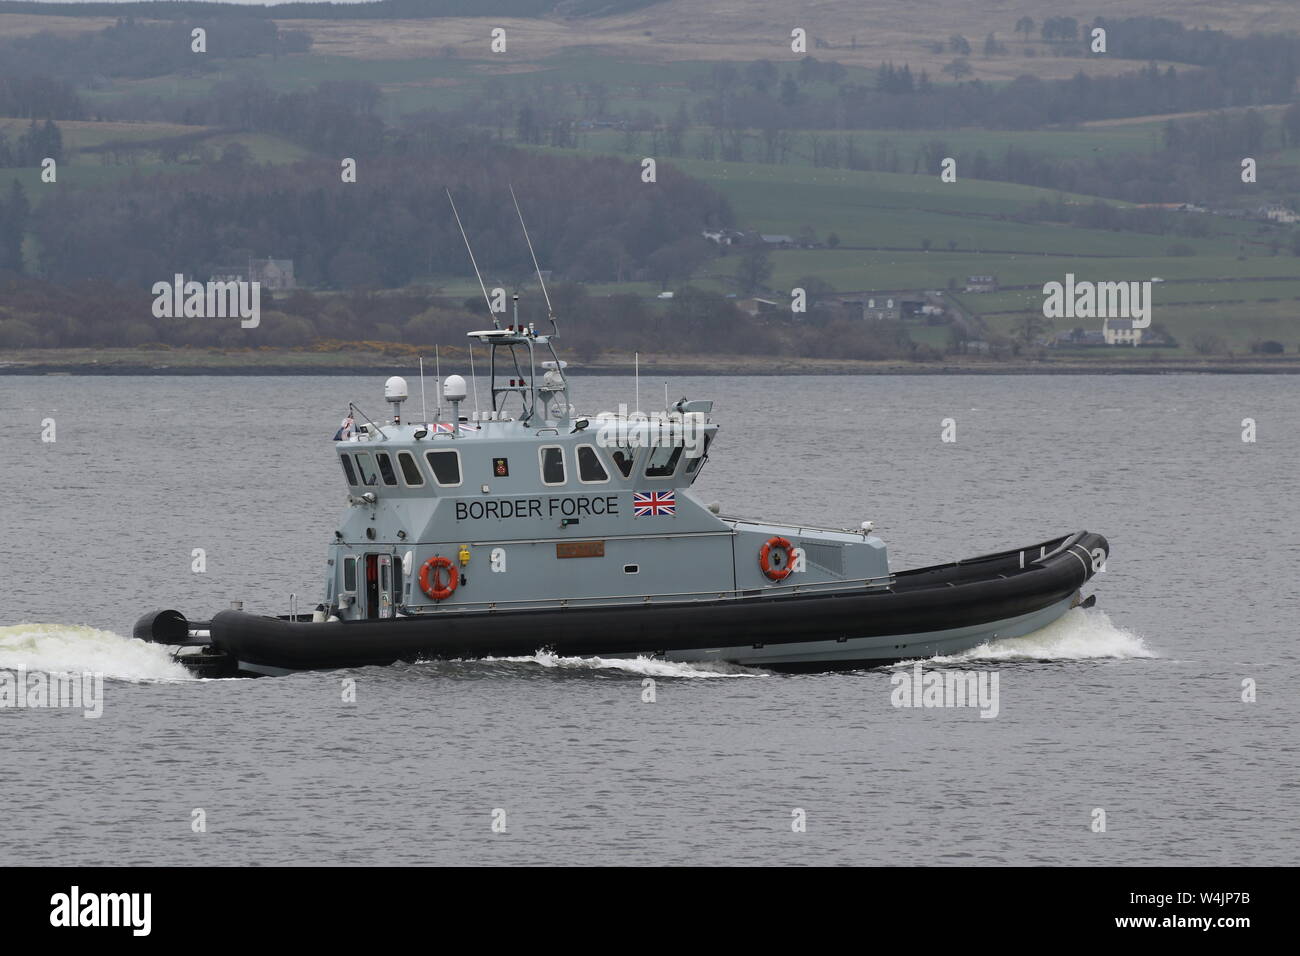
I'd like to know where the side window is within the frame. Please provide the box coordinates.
[425,450,461,487]
[342,556,357,592]
[610,445,635,478]
[645,444,683,478]
[685,434,712,474]
[577,445,609,483]
[340,455,357,486]
[354,452,380,486]
[397,451,424,487]
[539,446,565,485]
[375,452,398,486]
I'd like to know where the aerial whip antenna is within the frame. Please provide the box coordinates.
[447,188,499,330]
[468,341,482,420]
[419,356,428,425]
[509,183,556,333]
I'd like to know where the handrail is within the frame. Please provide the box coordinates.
[720,514,873,537]
[398,573,895,616]
[348,401,390,441]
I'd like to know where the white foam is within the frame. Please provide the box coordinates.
[931,607,1155,663]
[0,622,193,681]
[476,651,769,678]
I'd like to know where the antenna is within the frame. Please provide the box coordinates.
[509,183,554,329]
[419,356,428,425]
[447,188,499,330]
[435,346,442,420]
[468,341,481,420]
[635,351,640,415]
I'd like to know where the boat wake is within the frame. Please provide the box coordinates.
[472,652,769,678]
[0,622,193,681]
[931,607,1155,664]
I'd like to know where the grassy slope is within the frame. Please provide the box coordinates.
[3,2,1298,360]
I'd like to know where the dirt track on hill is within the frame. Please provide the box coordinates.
[5,1,1290,83]
[283,0,1300,81]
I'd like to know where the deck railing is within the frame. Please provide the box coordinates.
[397,572,896,617]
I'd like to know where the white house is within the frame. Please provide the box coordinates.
[1103,317,1144,346]
[248,258,296,291]
[702,228,745,246]
[1260,203,1300,224]
[863,296,898,321]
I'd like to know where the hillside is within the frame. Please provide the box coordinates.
[0,0,1297,367]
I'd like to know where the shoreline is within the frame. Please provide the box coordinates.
[3,350,1299,376]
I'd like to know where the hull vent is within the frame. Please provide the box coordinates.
[799,541,844,576]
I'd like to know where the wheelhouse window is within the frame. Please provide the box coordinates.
[576,445,609,483]
[539,446,566,485]
[340,455,357,486]
[354,452,380,486]
[397,451,425,487]
[342,556,357,592]
[610,445,635,478]
[375,452,398,486]
[425,450,462,487]
[685,434,712,474]
[645,444,684,478]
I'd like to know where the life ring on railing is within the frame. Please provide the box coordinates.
[759,536,795,582]
[419,555,459,601]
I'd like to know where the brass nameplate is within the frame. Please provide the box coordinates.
[556,540,605,559]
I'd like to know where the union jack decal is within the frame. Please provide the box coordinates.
[633,490,676,516]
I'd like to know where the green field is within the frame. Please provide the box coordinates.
[7,32,1299,361]
[747,249,1299,292]
[670,160,1238,256]
[984,300,1300,356]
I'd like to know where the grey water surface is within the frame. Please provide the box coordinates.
[1,373,1295,865]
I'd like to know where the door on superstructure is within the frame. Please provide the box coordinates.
[363,554,394,620]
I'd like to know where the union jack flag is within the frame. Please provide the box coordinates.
[431,422,456,434]
[633,490,676,517]
[332,416,356,441]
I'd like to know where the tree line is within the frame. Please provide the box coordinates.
[0,1,649,20]
[0,275,937,364]
[0,120,65,169]
[22,122,731,289]
[914,108,1300,207]
[0,181,28,275]
[0,17,310,86]
[691,56,1298,133]
[0,76,84,121]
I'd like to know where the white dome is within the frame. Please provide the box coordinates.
[443,374,468,401]
[384,376,409,401]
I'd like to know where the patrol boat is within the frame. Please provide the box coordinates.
[136,326,1109,676]
[135,196,1108,676]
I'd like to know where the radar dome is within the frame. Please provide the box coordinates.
[384,376,409,402]
[443,374,468,401]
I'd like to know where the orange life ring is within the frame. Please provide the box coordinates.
[759,536,795,582]
[419,555,459,601]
